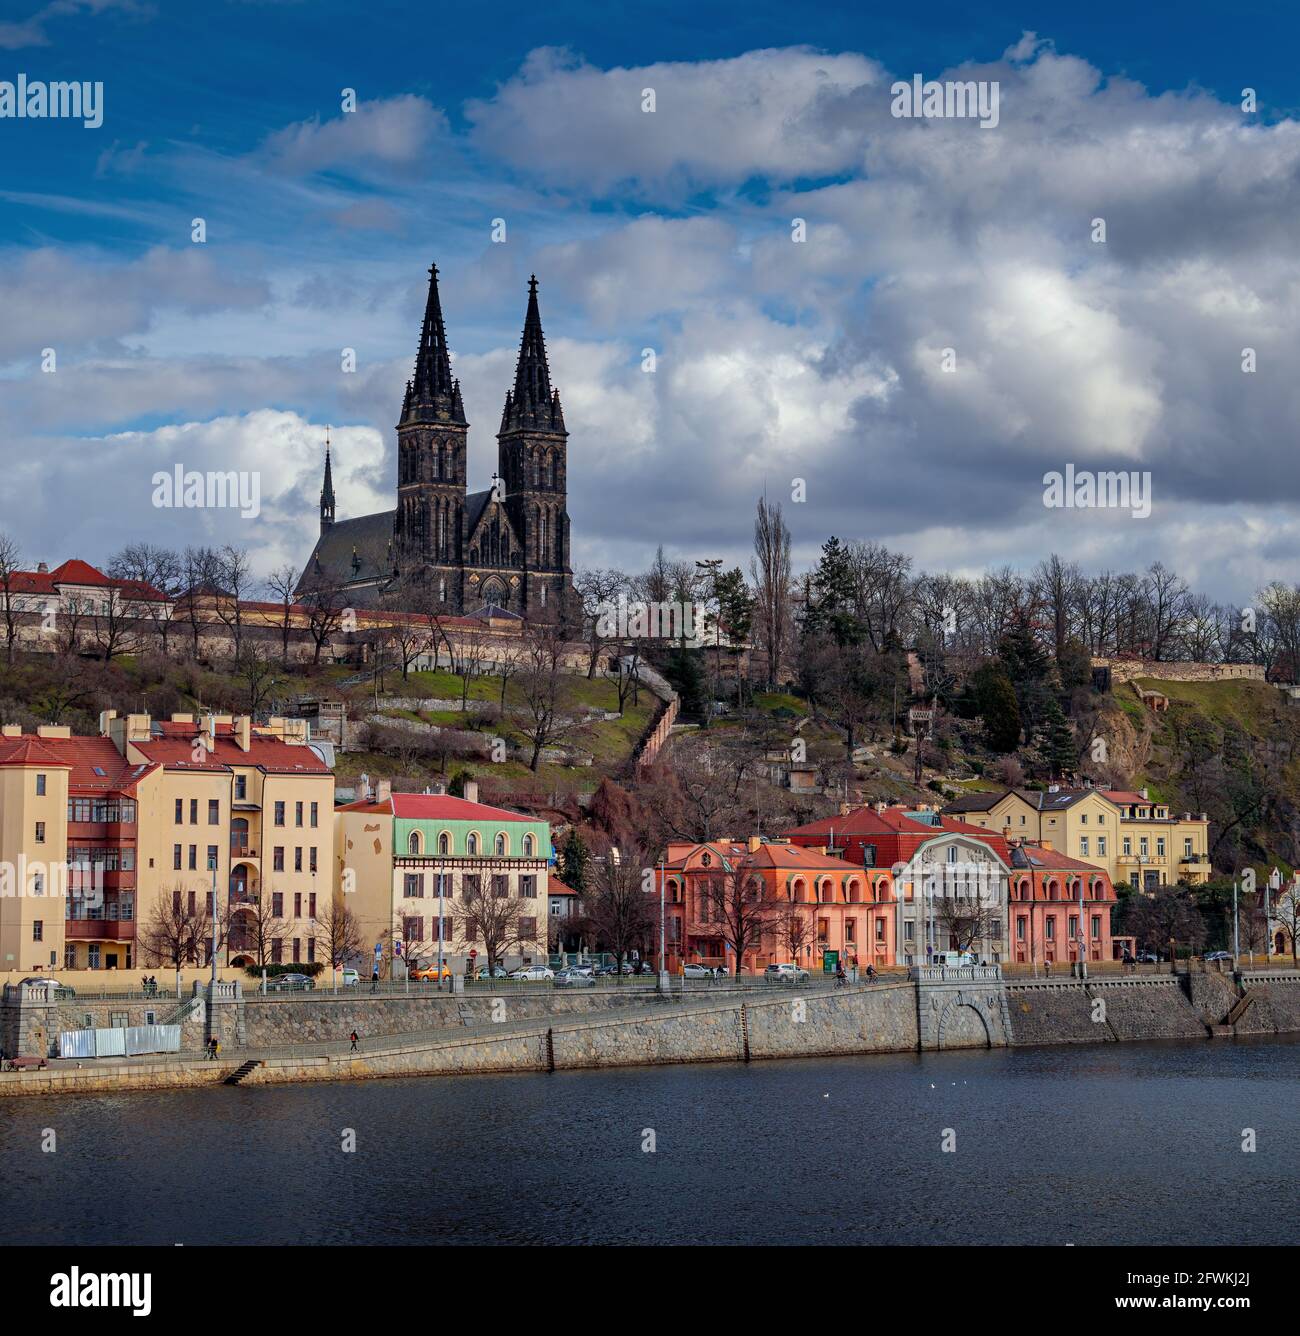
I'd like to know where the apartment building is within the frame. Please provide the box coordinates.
[334,781,551,974]
[0,711,335,977]
[943,786,1212,890]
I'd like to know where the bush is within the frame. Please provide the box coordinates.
[241,961,325,978]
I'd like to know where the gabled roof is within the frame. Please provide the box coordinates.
[0,737,71,769]
[340,792,540,825]
[0,734,155,792]
[132,724,330,774]
[1011,844,1110,875]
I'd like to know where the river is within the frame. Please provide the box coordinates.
[4,1036,1296,1245]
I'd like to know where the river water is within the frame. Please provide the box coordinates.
[4,1037,1296,1246]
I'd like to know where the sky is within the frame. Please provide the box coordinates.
[2,0,1300,601]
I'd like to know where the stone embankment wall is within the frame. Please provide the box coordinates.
[1007,977,1209,1045]
[1093,657,1266,686]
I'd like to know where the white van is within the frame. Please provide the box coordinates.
[931,951,975,968]
[340,968,360,987]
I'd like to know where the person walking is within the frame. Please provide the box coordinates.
[370,967,379,994]
[349,1030,359,1053]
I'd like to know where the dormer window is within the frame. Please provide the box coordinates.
[701,852,712,868]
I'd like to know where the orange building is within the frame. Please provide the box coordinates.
[1007,843,1117,967]
[656,837,897,975]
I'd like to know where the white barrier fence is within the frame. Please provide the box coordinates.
[57,1024,182,1059]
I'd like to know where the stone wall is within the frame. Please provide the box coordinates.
[1005,977,1207,1045]
[1094,657,1266,686]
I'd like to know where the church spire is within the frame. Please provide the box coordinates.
[405,263,465,425]
[319,426,335,534]
[502,274,565,433]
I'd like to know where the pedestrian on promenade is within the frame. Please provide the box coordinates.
[349,1030,359,1052]
[213,1038,221,1061]
[1044,960,1052,977]
[370,968,379,994]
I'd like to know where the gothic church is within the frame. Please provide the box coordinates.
[299,264,574,620]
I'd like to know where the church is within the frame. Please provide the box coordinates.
[298,264,574,621]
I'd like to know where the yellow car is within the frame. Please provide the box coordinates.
[409,961,451,982]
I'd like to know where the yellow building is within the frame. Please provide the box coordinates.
[0,713,335,979]
[944,786,1211,890]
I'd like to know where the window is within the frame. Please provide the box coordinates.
[295,801,303,827]
[523,833,535,856]
[34,821,45,843]
[845,919,856,943]
[309,893,316,919]
[1139,837,1149,857]
[208,799,219,824]
[234,775,246,800]
[272,892,283,918]
[1091,915,1102,939]
[404,916,423,944]
[1122,837,1132,856]
[273,847,284,872]
[438,832,450,855]
[520,875,536,898]
[946,846,958,864]
[492,874,508,899]
[1184,837,1193,857]
[464,873,481,899]
[88,943,100,969]
[1098,837,1107,856]
[1080,813,1088,825]
[310,847,317,873]
[292,938,301,963]
[189,798,198,824]
[519,916,537,939]
[32,920,42,941]
[294,892,302,917]
[903,921,914,941]
[464,917,478,943]
[310,802,318,828]
[875,918,885,941]
[408,831,421,855]
[294,847,303,873]
[1045,919,1055,940]
[207,846,217,869]
[404,873,424,898]
[1156,837,1166,857]
[1079,837,1090,856]
[188,845,197,870]
[1016,917,1026,941]
[271,939,283,964]
[466,833,480,855]
[495,833,507,857]
[175,798,183,823]
[274,801,285,827]
[35,773,45,796]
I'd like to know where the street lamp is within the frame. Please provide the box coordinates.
[207,853,219,990]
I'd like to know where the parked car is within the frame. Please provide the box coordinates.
[409,961,451,982]
[593,962,618,976]
[764,963,810,984]
[19,975,74,999]
[340,968,360,987]
[554,968,596,987]
[472,964,508,979]
[508,965,555,981]
[268,972,315,992]
[682,962,720,979]
[568,962,596,977]
[1136,951,1160,964]
[1203,951,1233,962]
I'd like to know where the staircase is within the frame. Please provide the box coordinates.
[1224,991,1257,1027]
[223,1060,263,1086]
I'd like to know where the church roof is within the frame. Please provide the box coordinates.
[298,510,396,595]
[402,263,466,426]
[500,275,565,435]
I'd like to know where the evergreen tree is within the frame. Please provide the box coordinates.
[559,829,591,895]
[973,663,1022,753]
[1038,697,1076,778]
[803,536,863,647]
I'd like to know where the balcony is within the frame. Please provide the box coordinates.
[65,919,136,941]
[230,842,259,861]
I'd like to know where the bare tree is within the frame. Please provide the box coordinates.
[232,640,279,715]
[265,563,300,666]
[575,566,629,678]
[378,596,432,680]
[586,842,654,972]
[699,858,782,977]
[109,543,182,656]
[303,579,350,666]
[513,622,576,770]
[313,896,364,979]
[751,497,792,687]
[139,885,215,969]
[213,545,253,657]
[227,885,292,968]
[461,874,527,973]
[0,532,24,665]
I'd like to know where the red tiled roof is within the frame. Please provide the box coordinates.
[132,733,329,774]
[336,797,393,814]
[0,734,155,792]
[1012,844,1110,874]
[548,877,578,897]
[48,558,114,586]
[390,793,533,823]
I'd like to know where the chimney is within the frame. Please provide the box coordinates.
[236,716,251,752]
[36,561,47,574]
[748,835,761,852]
[1139,787,1149,800]
[201,714,216,755]
[463,779,479,804]
[839,802,854,817]
[1,725,21,737]
[375,778,392,803]
[360,772,372,800]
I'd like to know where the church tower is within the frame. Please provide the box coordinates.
[497,275,571,620]
[319,428,335,535]
[394,263,468,595]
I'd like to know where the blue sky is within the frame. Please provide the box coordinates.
[3,0,1300,600]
